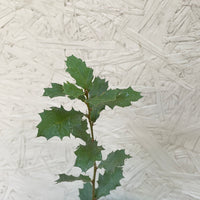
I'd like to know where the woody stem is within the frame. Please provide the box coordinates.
[85,90,97,200]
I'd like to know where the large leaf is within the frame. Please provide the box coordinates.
[56,174,91,183]
[88,87,142,109]
[63,82,85,101]
[87,89,117,106]
[79,183,93,200]
[37,106,90,142]
[96,167,123,199]
[66,55,93,89]
[43,83,65,98]
[75,140,104,172]
[98,150,131,173]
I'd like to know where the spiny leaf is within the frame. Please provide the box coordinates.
[88,87,142,109]
[89,77,108,122]
[90,104,105,123]
[37,106,90,142]
[106,87,142,109]
[89,77,108,98]
[79,183,92,200]
[56,174,91,183]
[98,150,131,173]
[75,140,104,172]
[66,55,93,89]
[96,167,123,199]
[87,89,117,106]
[63,82,85,101]
[43,83,65,98]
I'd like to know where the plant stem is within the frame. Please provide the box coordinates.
[85,90,97,200]
[86,103,94,141]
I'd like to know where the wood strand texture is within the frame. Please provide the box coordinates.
[0,0,199,199]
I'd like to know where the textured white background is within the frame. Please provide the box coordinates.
[0,0,200,199]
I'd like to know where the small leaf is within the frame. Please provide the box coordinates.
[56,174,91,183]
[75,140,104,172]
[96,167,123,199]
[90,104,105,123]
[66,55,93,89]
[99,150,131,173]
[43,83,65,98]
[88,87,142,109]
[89,77,108,122]
[63,82,85,101]
[89,77,108,98]
[37,106,90,142]
[63,82,85,98]
[107,87,142,109]
[88,89,117,106]
[79,183,92,200]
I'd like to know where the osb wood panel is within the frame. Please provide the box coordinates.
[0,0,200,199]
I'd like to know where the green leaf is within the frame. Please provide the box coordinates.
[56,174,91,183]
[37,106,90,142]
[96,167,123,199]
[75,140,104,172]
[66,55,93,89]
[63,82,85,101]
[79,183,93,200]
[107,87,142,109]
[99,150,131,173]
[88,89,117,106]
[89,77,108,122]
[90,104,105,123]
[43,83,65,98]
[88,79,142,121]
[89,77,108,98]
[88,87,142,109]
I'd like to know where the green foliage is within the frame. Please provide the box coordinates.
[79,183,93,200]
[96,167,123,199]
[37,106,90,142]
[43,83,65,98]
[63,82,85,100]
[99,150,131,173]
[89,77,108,122]
[95,150,130,198]
[56,174,91,183]
[37,55,142,200]
[89,77,108,98]
[87,87,142,109]
[75,140,104,172]
[87,89,117,107]
[66,55,93,89]
[106,87,142,109]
